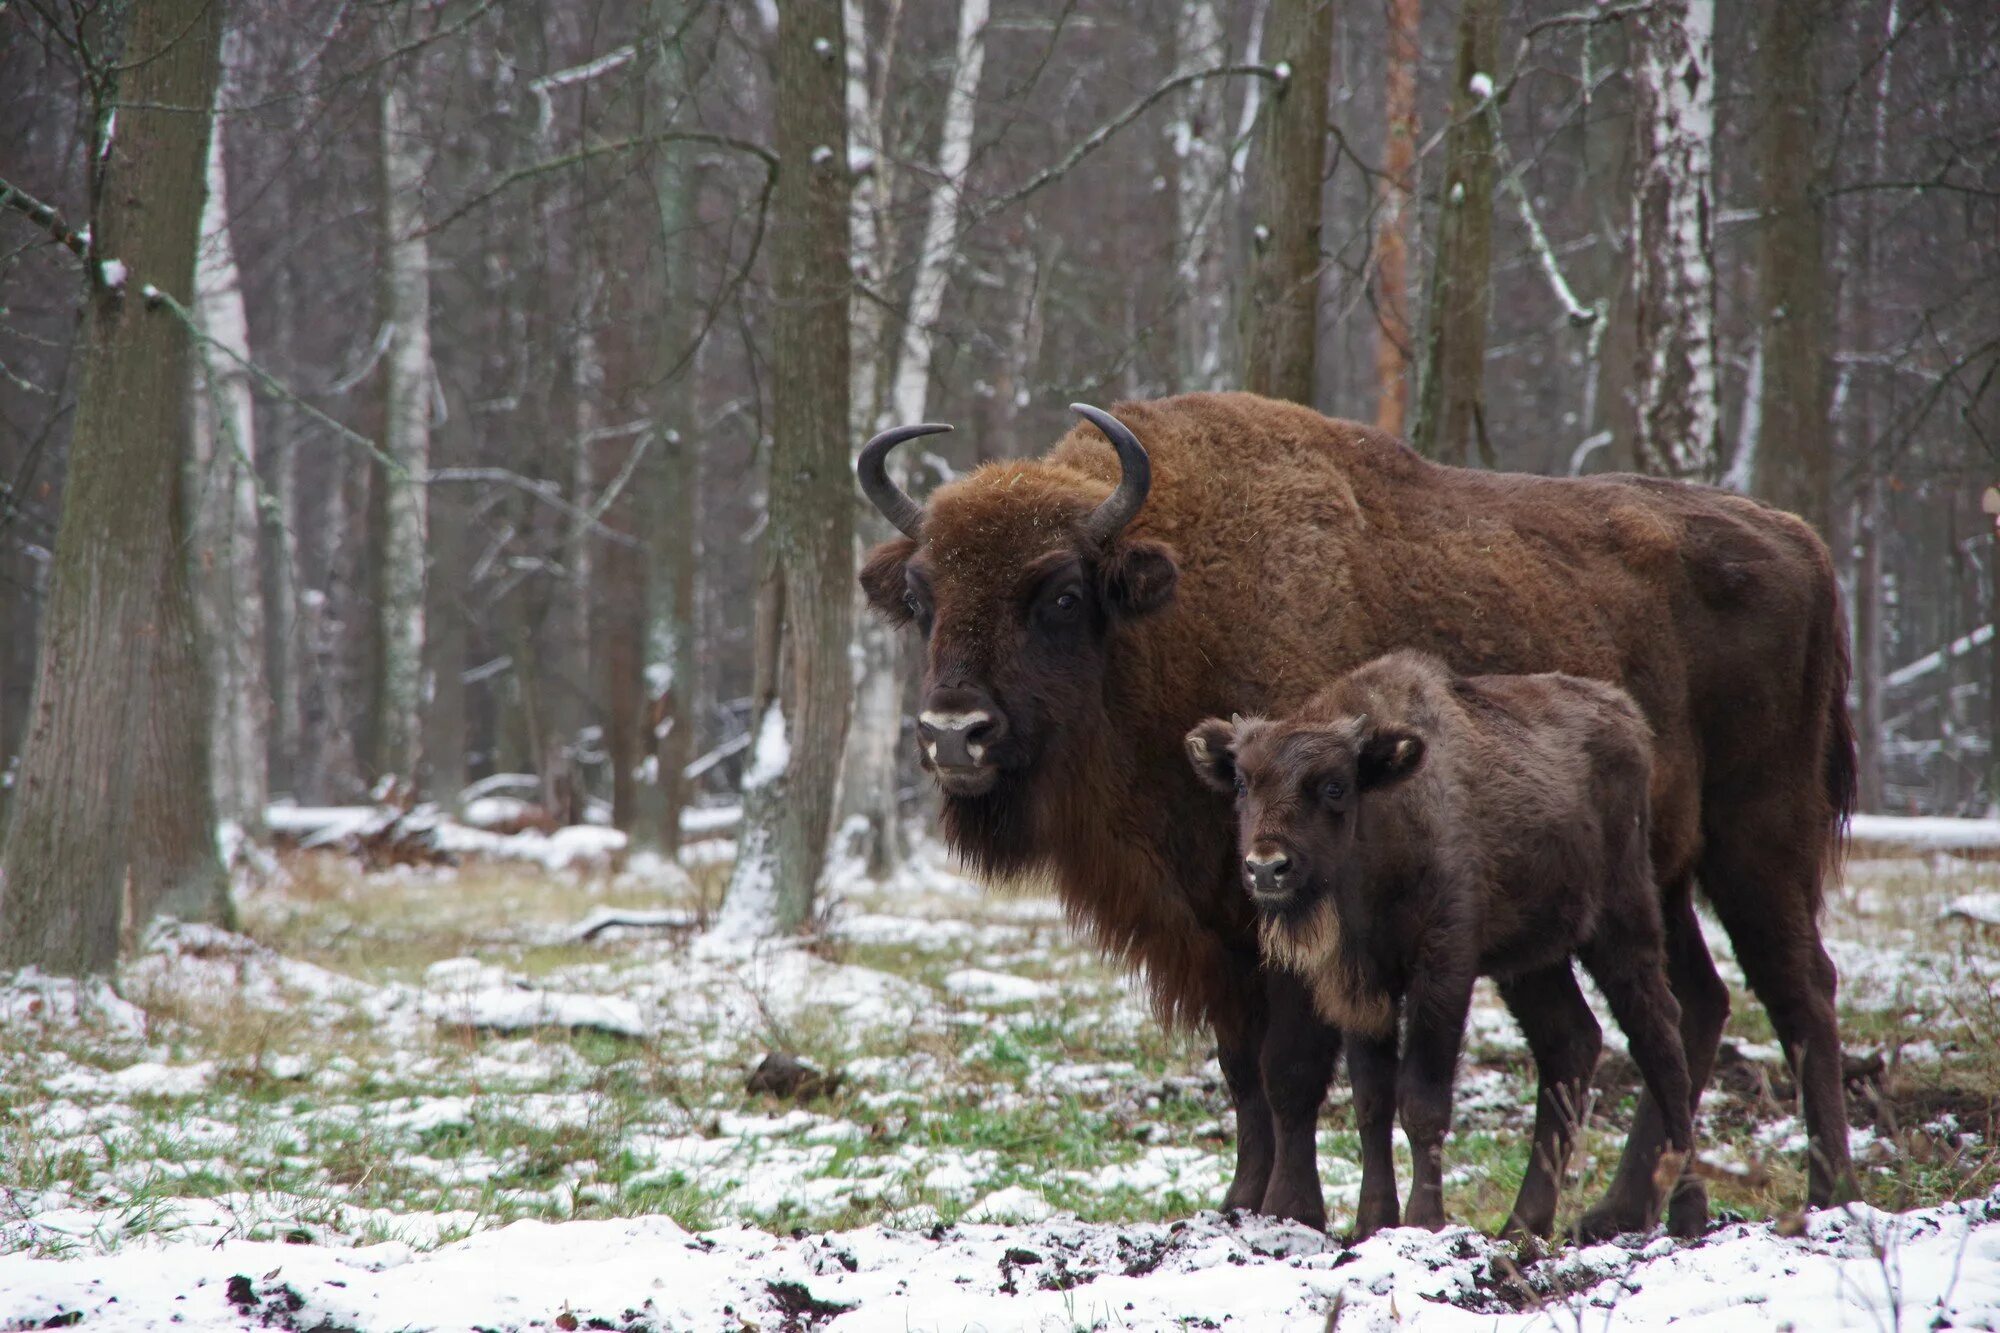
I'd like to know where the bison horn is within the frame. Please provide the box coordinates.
[1071,404,1153,546]
[857,422,953,539]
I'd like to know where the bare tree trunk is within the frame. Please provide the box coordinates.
[839,0,988,878]
[0,0,224,974]
[262,257,303,798]
[130,470,232,932]
[1374,0,1420,435]
[1628,0,1720,480]
[1411,0,1497,464]
[1750,0,1828,533]
[192,32,269,829]
[1851,0,1899,813]
[1242,0,1333,406]
[639,0,702,856]
[1174,0,1231,392]
[715,0,854,939]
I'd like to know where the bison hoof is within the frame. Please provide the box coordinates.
[1667,1179,1710,1239]
[1258,1184,1327,1232]
[1575,1196,1650,1244]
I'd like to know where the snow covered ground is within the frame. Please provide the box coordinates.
[4,820,1999,1330]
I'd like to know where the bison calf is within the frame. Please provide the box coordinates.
[1186,651,1699,1242]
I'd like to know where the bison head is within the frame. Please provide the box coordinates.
[1184,712,1426,919]
[855,405,1178,801]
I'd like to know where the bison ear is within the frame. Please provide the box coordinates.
[859,538,919,624]
[1356,727,1426,791]
[1185,717,1240,793]
[1101,539,1178,617]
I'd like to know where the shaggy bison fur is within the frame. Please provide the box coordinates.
[1187,651,1698,1241]
[856,391,1856,1234]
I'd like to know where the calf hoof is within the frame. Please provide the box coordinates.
[1348,1192,1399,1244]
[1667,1178,1710,1239]
[1496,1213,1553,1246]
[1259,1180,1328,1231]
[1220,1175,1268,1214]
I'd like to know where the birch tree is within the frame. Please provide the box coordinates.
[1375,0,1421,435]
[1628,0,1720,480]
[1242,0,1334,405]
[0,0,225,973]
[192,28,269,827]
[1411,0,1499,464]
[713,0,853,939]
[376,51,433,785]
[839,0,988,877]
[1173,0,1231,391]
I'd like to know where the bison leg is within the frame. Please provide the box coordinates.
[1580,928,1698,1238]
[1581,879,1724,1240]
[1495,963,1601,1241]
[1214,977,1276,1214]
[1702,815,1858,1211]
[1345,1025,1401,1242]
[1257,967,1341,1228]
[1398,969,1472,1232]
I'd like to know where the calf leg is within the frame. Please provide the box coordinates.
[1496,964,1602,1241]
[1399,971,1473,1231]
[1703,806,1858,1210]
[1258,966,1342,1228]
[1214,968,1275,1213]
[1346,1025,1401,1242]
[1582,879,1725,1239]
[1580,929,1698,1238]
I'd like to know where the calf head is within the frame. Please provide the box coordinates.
[1184,712,1426,922]
[855,406,1179,802]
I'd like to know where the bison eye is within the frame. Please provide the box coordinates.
[1054,590,1080,613]
[902,592,921,618]
[1232,775,1247,799]
[1320,778,1346,803]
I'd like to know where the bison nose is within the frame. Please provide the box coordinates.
[919,707,1005,768]
[1244,851,1293,896]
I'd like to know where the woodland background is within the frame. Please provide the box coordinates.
[1,0,1997,970]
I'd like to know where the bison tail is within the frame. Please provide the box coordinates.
[1818,586,1861,913]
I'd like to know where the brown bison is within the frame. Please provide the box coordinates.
[856,391,1855,1235]
[1185,651,1697,1241]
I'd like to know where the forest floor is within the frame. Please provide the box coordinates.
[2,819,1998,1330]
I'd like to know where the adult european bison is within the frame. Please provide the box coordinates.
[856,391,1855,1236]
[1186,652,1696,1241]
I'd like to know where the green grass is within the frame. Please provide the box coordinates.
[4,845,1997,1256]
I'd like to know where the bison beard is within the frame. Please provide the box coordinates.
[857,391,1858,1234]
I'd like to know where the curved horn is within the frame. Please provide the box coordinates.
[1070,403,1152,545]
[857,422,953,539]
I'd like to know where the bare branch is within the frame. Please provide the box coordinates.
[0,175,90,259]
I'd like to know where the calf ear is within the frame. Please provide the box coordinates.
[1357,727,1426,791]
[1185,717,1241,792]
[859,538,919,624]
[1101,539,1178,617]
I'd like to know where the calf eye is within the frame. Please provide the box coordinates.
[1232,775,1247,798]
[903,592,922,617]
[1055,590,1080,612]
[1320,778,1346,803]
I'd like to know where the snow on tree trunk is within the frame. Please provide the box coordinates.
[839,0,987,878]
[191,35,269,829]
[1173,0,1231,392]
[1374,0,1420,436]
[1411,0,1498,464]
[0,0,225,975]
[376,71,432,784]
[1242,0,1333,405]
[715,0,854,940]
[1628,0,1720,481]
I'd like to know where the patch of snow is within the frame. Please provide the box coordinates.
[742,705,790,791]
[942,968,1056,1005]
[1851,813,2000,852]
[1468,71,1494,100]
[98,258,126,289]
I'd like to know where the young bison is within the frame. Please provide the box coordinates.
[1186,651,1698,1242]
